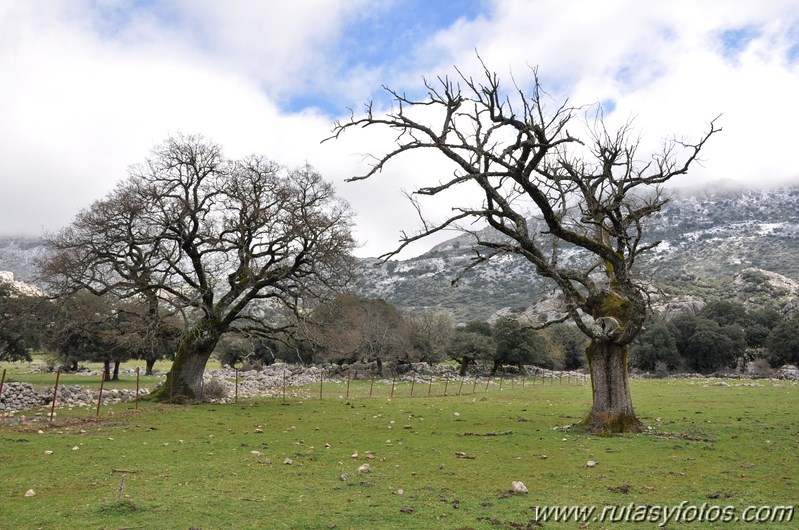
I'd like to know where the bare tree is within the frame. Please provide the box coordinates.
[42,135,355,401]
[328,61,719,432]
[306,294,414,375]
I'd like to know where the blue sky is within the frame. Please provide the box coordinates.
[1,0,798,257]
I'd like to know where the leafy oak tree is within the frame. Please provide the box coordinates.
[329,60,718,432]
[42,135,355,401]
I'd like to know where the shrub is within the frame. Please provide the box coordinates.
[749,358,773,379]
[202,379,229,400]
[654,361,670,379]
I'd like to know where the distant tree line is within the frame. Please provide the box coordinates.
[631,300,799,375]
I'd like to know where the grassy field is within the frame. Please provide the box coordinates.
[0,375,796,529]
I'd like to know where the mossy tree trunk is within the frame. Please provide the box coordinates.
[149,319,222,402]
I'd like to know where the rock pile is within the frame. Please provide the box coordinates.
[0,382,143,413]
[0,382,47,411]
[778,365,799,380]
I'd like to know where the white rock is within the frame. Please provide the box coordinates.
[71,446,79,451]
[283,458,293,465]
[25,489,36,497]
[586,460,597,467]
[357,463,370,474]
[511,481,528,494]
[44,450,53,456]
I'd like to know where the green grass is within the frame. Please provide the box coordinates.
[1,354,173,391]
[0,379,796,529]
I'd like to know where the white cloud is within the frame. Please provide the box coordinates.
[1,0,797,258]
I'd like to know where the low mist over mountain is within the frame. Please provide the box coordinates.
[2,185,798,321]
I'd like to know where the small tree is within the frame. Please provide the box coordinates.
[0,283,35,362]
[492,317,551,374]
[306,294,413,375]
[546,323,588,370]
[329,59,718,432]
[447,329,495,376]
[630,319,681,371]
[682,319,744,373]
[765,315,799,366]
[407,312,454,365]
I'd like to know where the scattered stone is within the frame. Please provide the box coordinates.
[357,464,370,474]
[250,451,262,456]
[511,481,528,494]
[394,488,404,495]
[71,446,79,451]
[586,460,596,468]
[283,458,293,465]
[44,450,53,456]
[24,489,36,497]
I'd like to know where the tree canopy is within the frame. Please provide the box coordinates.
[41,135,355,400]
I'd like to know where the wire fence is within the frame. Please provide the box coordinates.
[0,365,591,422]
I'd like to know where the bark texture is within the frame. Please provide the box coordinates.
[583,340,645,433]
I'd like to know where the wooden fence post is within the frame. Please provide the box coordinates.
[49,369,61,422]
[96,370,106,416]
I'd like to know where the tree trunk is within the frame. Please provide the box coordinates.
[458,357,471,376]
[145,357,156,376]
[582,340,645,433]
[375,357,383,377]
[112,360,120,381]
[103,360,111,382]
[148,321,221,402]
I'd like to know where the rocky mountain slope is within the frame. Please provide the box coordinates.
[352,185,799,321]
[0,237,47,283]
